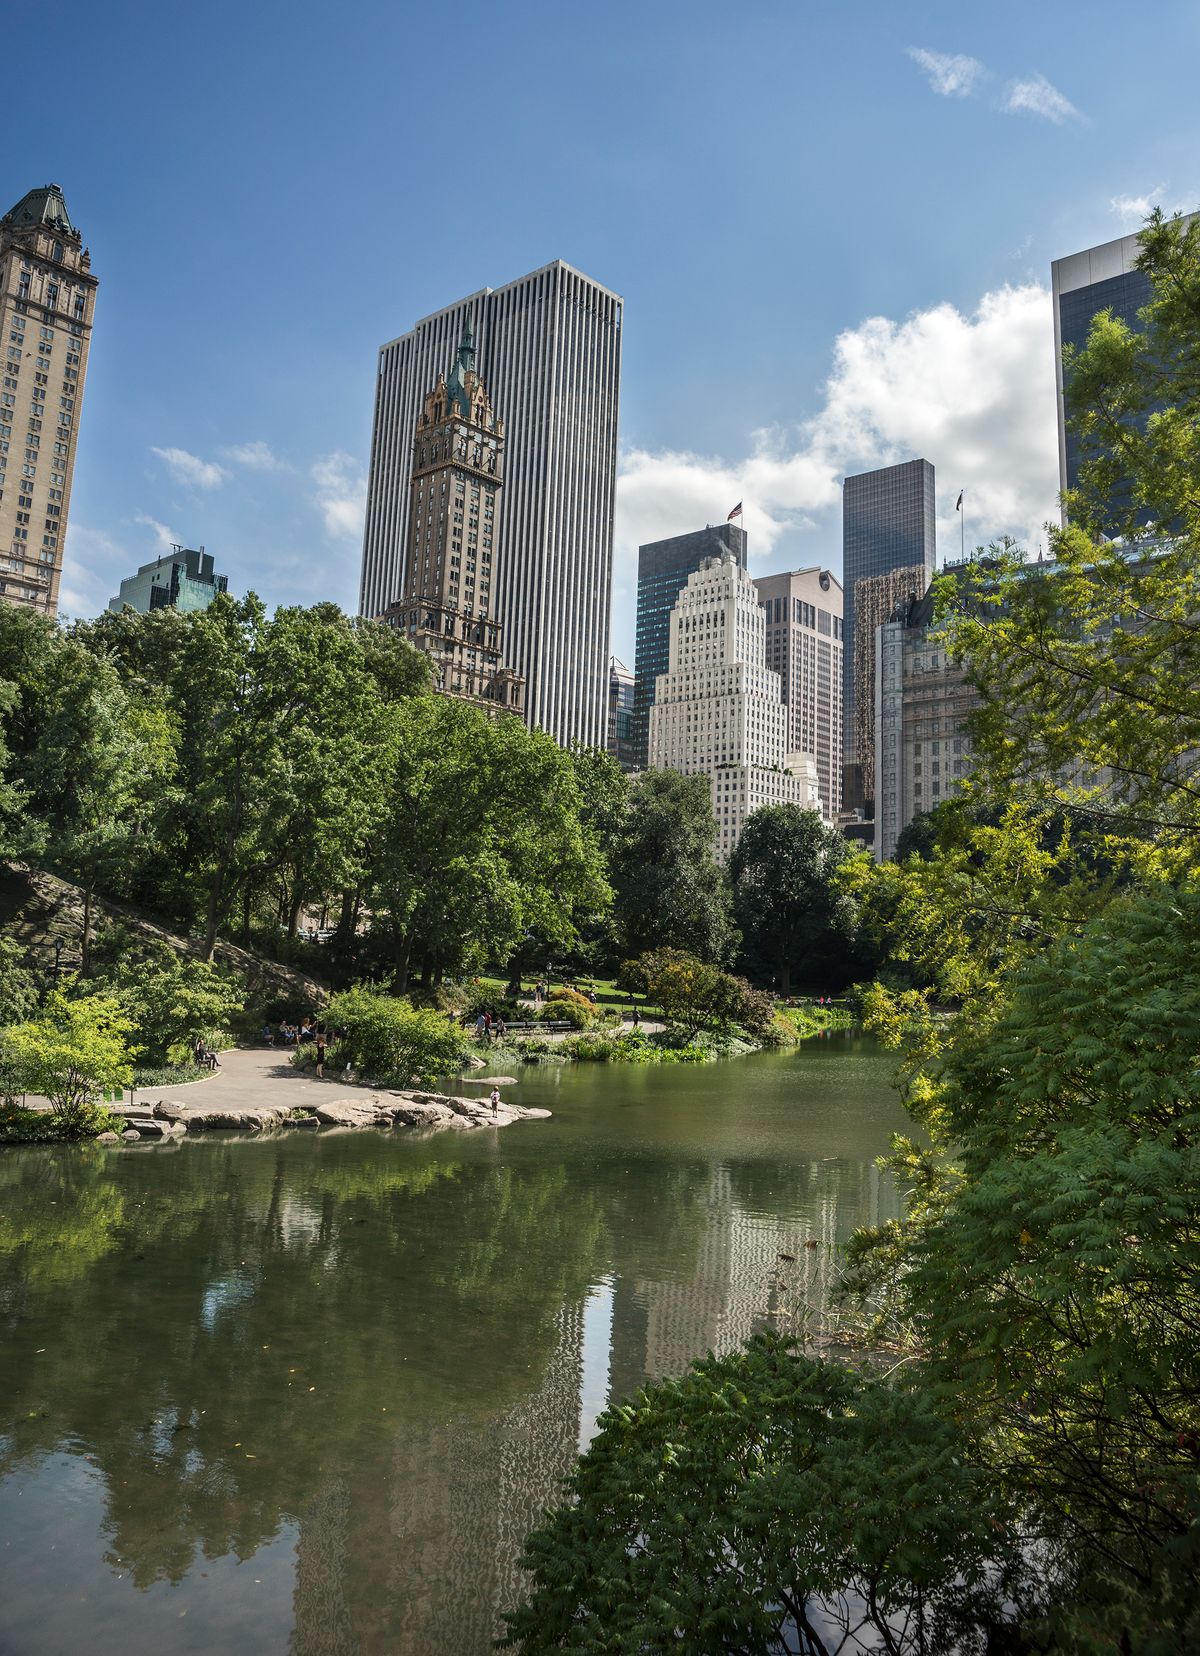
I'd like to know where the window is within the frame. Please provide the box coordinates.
[52,241,64,263]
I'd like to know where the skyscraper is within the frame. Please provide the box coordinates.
[753,566,843,820]
[631,522,747,770]
[0,184,97,616]
[648,551,819,860]
[381,323,524,714]
[1051,214,1196,522]
[360,261,622,748]
[606,655,636,770]
[841,459,936,810]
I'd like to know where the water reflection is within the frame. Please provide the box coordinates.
[0,1038,906,1655]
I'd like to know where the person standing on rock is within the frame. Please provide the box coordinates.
[315,1024,328,1079]
[490,1086,501,1116]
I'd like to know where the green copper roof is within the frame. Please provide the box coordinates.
[2,183,75,234]
[446,319,477,417]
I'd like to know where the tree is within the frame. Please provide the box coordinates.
[321,986,469,1084]
[610,770,736,965]
[619,948,772,1043]
[729,805,866,994]
[102,948,243,1067]
[0,991,134,1133]
[502,1335,1021,1654]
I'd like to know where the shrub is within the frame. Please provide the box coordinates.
[0,991,134,1134]
[623,948,766,1042]
[547,985,594,1010]
[537,997,593,1030]
[322,987,470,1084]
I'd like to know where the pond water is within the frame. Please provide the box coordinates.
[0,1035,907,1655]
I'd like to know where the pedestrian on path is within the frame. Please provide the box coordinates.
[315,1025,328,1078]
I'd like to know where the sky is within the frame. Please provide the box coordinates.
[11,0,1199,660]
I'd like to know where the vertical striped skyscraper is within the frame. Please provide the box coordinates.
[359,260,622,748]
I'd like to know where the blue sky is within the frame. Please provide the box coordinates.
[13,0,1198,658]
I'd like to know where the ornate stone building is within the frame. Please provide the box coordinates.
[0,183,98,615]
[383,324,524,713]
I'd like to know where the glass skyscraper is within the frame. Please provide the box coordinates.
[1051,215,1195,527]
[631,522,746,769]
[841,459,936,810]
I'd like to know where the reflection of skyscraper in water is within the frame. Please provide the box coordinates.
[291,1481,359,1656]
[384,1301,586,1653]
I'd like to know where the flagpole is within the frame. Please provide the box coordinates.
[960,488,965,563]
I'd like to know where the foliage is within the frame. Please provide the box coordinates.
[100,947,244,1065]
[0,935,39,1023]
[608,770,737,966]
[729,804,872,994]
[0,991,135,1133]
[620,947,771,1042]
[502,1334,1021,1654]
[320,986,469,1084]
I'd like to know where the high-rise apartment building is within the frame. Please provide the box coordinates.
[754,566,843,820]
[632,522,747,769]
[1051,214,1196,523]
[607,655,636,770]
[381,323,524,714]
[842,460,936,809]
[108,545,227,615]
[852,564,929,811]
[648,552,820,860]
[874,583,978,863]
[360,260,622,748]
[0,184,97,615]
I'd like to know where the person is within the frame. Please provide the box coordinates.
[299,1016,315,1043]
[315,1024,328,1078]
[475,1012,488,1042]
[490,1086,501,1116]
[587,989,598,1006]
[494,1013,507,1038]
[631,1005,641,1029]
[193,1035,206,1068]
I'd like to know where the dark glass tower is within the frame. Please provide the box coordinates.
[841,460,936,810]
[631,522,747,769]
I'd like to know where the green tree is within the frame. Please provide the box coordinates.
[502,1335,1021,1654]
[101,948,243,1067]
[610,770,736,965]
[0,991,134,1132]
[619,947,771,1043]
[729,805,866,995]
[321,986,469,1083]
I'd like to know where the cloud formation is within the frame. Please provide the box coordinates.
[906,48,985,98]
[610,282,1060,657]
[1002,73,1080,124]
[311,452,367,541]
[222,440,289,471]
[150,445,227,488]
[133,513,179,552]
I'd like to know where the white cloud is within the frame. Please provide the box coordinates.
[222,440,289,471]
[151,445,227,488]
[906,47,985,98]
[1002,73,1080,124]
[133,513,178,553]
[1110,189,1162,228]
[610,283,1060,657]
[311,452,367,541]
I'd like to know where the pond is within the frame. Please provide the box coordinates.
[0,1034,908,1655]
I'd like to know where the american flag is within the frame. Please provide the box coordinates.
[727,501,743,520]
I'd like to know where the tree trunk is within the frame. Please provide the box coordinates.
[202,874,222,962]
[241,885,252,947]
[287,886,304,940]
[393,931,412,995]
[335,887,355,947]
[505,957,522,999]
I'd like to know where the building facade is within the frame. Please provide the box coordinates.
[874,585,978,863]
[1051,214,1196,525]
[842,460,936,808]
[754,565,843,820]
[380,324,524,714]
[360,260,622,748]
[648,552,820,860]
[108,545,227,615]
[0,184,97,615]
[631,522,747,770]
[606,655,636,770]
[852,564,929,812]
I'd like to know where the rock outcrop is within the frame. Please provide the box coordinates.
[144,1091,549,1137]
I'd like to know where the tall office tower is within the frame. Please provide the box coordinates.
[852,564,929,811]
[841,460,936,810]
[0,184,97,615]
[360,261,622,747]
[632,522,747,769]
[381,324,524,713]
[1052,213,1196,525]
[648,551,819,860]
[108,545,227,615]
[875,585,979,862]
[606,655,636,769]
[754,565,843,820]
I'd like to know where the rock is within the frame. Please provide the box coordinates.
[126,1117,185,1138]
[95,1131,120,1144]
[121,1129,141,1141]
[285,1113,319,1129]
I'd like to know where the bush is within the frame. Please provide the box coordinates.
[99,947,243,1066]
[131,1062,208,1088]
[0,991,134,1134]
[622,948,768,1042]
[322,987,470,1084]
[537,997,593,1030]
